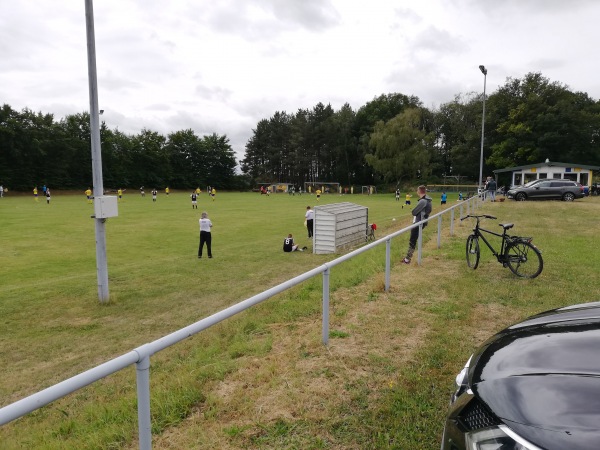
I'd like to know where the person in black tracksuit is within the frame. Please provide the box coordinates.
[403,186,433,264]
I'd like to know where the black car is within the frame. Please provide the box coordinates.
[441,302,600,450]
[506,179,584,201]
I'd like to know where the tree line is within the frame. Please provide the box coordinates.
[0,107,239,191]
[241,72,600,187]
[2,72,600,192]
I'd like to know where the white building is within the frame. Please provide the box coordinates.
[493,160,599,187]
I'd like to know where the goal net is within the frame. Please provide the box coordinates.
[304,182,340,195]
[361,185,377,195]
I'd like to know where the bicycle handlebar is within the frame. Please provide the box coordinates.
[460,214,497,221]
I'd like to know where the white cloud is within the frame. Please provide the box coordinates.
[2,0,600,161]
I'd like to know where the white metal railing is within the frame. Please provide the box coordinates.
[0,195,480,448]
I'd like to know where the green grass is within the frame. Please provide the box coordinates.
[1,192,599,449]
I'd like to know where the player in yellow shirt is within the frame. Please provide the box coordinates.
[316,189,321,201]
[85,188,92,204]
[117,188,123,201]
[33,186,38,202]
[165,187,170,196]
[195,187,201,195]
[402,193,412,209]
[211,187,216,201]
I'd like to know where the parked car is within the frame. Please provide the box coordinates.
[506,179,584,201]
[441,302,600,450]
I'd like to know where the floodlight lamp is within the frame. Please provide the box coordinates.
[479,65,487,75]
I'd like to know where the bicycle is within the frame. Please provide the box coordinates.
[460,214,543,278]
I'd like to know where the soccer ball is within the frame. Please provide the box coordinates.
[392,218,396,221]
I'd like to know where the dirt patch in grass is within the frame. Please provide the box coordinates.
[144,269,432,449]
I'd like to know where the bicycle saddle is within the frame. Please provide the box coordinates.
[499,223,514,230]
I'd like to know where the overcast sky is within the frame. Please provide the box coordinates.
[2,0,600,162]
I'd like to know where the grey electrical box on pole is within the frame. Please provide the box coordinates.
[85,0,111,303]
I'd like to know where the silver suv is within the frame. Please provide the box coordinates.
[506,179,584,201]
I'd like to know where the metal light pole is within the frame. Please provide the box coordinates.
[85,0,110,303]
[478,65,487,194]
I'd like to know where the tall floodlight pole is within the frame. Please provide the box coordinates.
[85,0,110,302]
[478,65,487,193]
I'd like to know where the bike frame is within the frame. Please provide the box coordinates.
[472,218,509,263]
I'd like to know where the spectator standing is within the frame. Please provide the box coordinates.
[402,185,432,264]
[486,177,497,202]
[45,188,51,205]
[305,206,314,238]
[198,211,213,258]
[395,189,400,201]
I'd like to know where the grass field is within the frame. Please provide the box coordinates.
[1,191,599,449]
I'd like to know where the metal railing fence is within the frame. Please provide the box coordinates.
[0,196,480,448]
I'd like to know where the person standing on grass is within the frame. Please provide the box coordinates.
[33,186,39,202]
[402,185,432,264]
[85,187,92,204]
[211,187,216,201]
[441,192,447,205]
[198,211,213,258]
[402,192,411,209]
[395,189,400,201]
[152,188,157,202]
[190,191,198,209]
[486,176,497,202]
[45,188,51,205]
[305,206,314,238]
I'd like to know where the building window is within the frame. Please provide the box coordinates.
[564,173,577,181]
[538,173,547,179]
[524,173,537,183]
[580,173,589,186]
[553,173,562,179]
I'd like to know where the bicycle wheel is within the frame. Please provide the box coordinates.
[466,235,480,269]
[504,241,543,278]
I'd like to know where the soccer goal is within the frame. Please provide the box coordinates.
[361,185,377,195]
[304,182,340,195]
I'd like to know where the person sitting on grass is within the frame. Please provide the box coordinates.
[283,234,307,252]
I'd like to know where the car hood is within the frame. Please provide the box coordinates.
[469,302,600,449]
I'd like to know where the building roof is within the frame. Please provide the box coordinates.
[493,161,600,174]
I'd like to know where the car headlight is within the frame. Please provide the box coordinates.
[466,425,542,450]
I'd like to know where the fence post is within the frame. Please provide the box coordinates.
[385,239,391,291]
[437,216,442,249]
[450,208,455,236]
[322,267,330,346]
[467,199,470,215]
[417,223,423,265]
[136,355,152,450]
